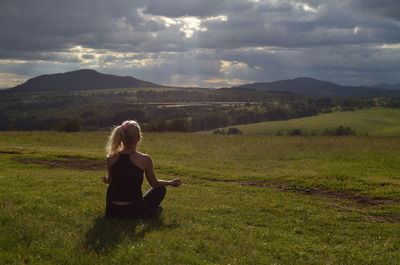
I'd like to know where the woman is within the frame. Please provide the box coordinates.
[103,120,182,218]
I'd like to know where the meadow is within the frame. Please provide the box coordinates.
[0,127,399,264]
[234,107,400,136]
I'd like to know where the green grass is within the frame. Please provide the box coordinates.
[74,86,180,95]
[0,131,399,264]
[72,86,181,103]
[233,107,400,136]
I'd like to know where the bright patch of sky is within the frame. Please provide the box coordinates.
[139,8,227,38]
[295,3,318,13]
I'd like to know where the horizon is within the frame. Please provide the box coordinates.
[6,69,400,91]
[1,1,400,88]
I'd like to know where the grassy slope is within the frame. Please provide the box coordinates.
[0,132,399,264]
[234,108,400,136]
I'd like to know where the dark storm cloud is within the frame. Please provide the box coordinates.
[143,0,253,18]
[1,0,400,87]
[350,0,400,21]
[196,1,400,49]
[2,0,399,55]
[0,0,160,57]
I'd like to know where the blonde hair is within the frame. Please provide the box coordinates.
[106,120,142,156]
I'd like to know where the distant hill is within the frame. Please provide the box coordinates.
[234,77,400,98]
[373,83,400,90]
[9,69,161,92]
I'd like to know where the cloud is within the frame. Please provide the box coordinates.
[350,0,400,22]
[143,0,253,18]
[0,0,151,56]
[1,0,400,88]
[0,72,27,88]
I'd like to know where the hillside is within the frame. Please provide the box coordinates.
[373,83,400,90]
[235,77,400,98]
[0,80,304,131]
[8,70,400,98]
[229,108,400,136]
[1,131,399,264]
[9,69,161,92]
[2,69,400,132]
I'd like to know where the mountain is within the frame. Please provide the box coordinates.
[9,69,161,92]
[7,70,400,97]
[373,83,400,90]
[234,77,400,98]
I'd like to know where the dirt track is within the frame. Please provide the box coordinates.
[12,155,105,170]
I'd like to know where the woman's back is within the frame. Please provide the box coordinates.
[104,120,181,219]
[109,153,144,202]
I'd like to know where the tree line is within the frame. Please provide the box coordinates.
[0,88,399,132]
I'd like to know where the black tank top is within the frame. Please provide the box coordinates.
[109,153,144,202]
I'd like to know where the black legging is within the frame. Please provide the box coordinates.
[106,185,166,219]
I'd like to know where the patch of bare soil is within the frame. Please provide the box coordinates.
[0,150,24,154]
[191,177,400,223]
[189,176,400,206]
[13,155,105,170]
[266,184,400,206]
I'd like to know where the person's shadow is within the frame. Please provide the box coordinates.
[84,216,164,253]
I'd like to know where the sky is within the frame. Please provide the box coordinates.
[1,0,400,88]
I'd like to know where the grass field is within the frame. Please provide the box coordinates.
[233,108,400,136]
[74,86,180,98]
[0,130,399,264]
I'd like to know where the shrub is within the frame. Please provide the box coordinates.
[322,126,355,136]
[213,129,226,135]
[227,127,242,135]
[288,128,302,136]
[55,118,81,132]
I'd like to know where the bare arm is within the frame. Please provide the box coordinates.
[144,155,181,188]
[103,154,118,184]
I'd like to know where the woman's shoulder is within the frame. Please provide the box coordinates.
[131,151,152,168]
[132,151,152,161]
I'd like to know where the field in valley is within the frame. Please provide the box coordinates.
[232,107,400,136]
[0,111,399,264]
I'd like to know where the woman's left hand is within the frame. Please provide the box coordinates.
[103,175,111,184]
[171,178,182,187]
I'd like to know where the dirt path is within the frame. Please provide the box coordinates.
[12,155,105,170]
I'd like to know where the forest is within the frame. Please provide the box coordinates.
[1,87,399,132]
